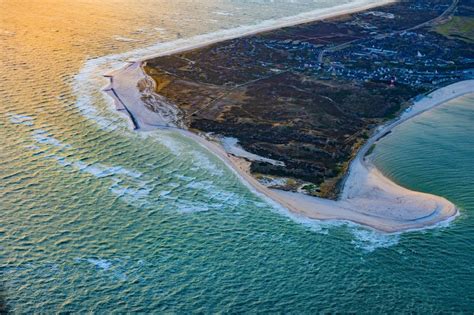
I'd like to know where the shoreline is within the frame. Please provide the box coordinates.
[102,2,473,233]
[183,80,472,233]
[128,0,396,62]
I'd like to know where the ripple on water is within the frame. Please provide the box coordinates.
[2,0,474,313]
[7,113,35,126]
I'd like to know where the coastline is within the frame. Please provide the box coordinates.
[103,1,472,233]
[180,81,472,233]
[128,0,396,62]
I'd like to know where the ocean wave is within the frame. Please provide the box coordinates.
[350,228,400,252]
[110,178,153,201]
[32,129,71,149]
[113,35,140,43]
[74,258,128,281]
[7,113,35,126]
[17,117,153,204]
[85,258,112,270]
[153,27,168,34]
[212,11,233,16]
[185,180,214,190]
[174,200,211,213]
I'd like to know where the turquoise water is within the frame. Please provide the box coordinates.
[373,95,474,216]
[1,0,474,312]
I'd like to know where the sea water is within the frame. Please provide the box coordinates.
[1,0,473,312]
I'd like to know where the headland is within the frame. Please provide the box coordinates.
[104,0,473,232]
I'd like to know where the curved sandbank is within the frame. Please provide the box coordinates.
[185,80,472,233]
[101,1,472,232]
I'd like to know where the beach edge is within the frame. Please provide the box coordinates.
[102,1,473,233]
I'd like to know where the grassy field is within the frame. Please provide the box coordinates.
[435,16,474,43]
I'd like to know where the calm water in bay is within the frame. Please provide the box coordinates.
[1,0,473,312]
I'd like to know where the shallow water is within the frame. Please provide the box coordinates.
[373,95,474,213]
[1,0,473,312]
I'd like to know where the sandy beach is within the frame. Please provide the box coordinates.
[103,1,473,233]
[186,80,472,232]
[180,80,473,233]
[128,0,396,63]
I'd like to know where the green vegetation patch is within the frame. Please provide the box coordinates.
[435,16,474,43]
[301,183,319,194]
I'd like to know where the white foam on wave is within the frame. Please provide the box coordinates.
[22,123,151,204]
[154,27,168,33]
[72,57,125,132]
[210,190,241,207]
[181,178,242,210]
[32,129,71,149]
[158,190,172,197]
[86,258,112,270]
[50,153,145,181]
[69,160,151,203]
[213,11,233,16]
[350,228,400,252]
[74,257,128,280]
[110,177,153,201]
[189,151,225,177]
[185,180,214,190]
[245,190,348,235]
[177,165,240,202]
[150,132,226,176]
[113,35,140,43]
[7,113,35,126]
[71,161,143,179]
[149,133,186,155]
[245,183,399,247]
[32,132,152,204]
[175,200,211,213]
[262,194,401,250]
[265,195,402,250]
[173,174,195,182]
